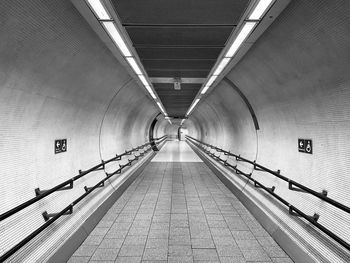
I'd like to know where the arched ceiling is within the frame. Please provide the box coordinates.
[111,0,250,117]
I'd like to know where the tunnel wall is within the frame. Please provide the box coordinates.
[0,0,158,261]
[188,0,350,261]
[153,118,169,139]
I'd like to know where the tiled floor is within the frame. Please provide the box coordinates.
[68,160,292,262]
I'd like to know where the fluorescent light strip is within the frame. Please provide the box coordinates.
[201,86,210,95]
[213,57,231,76]
[103,21,132,57]
[249,0,274,20]
[195,1,270,110]
[157,102,166,114]
[145,85,156,99]
[89,2,158,108]
[138,75,149,86]
[186,99,200,116]
[168,119,172,124]
[225,21,256,57]
[126,57,142,75]
[207,75,217,87]
[181,119,185,125]
[87,0,111,20]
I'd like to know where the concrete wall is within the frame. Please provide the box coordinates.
[188,0,350,262]
[0,0,158,261]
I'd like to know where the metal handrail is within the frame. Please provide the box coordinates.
[0,144,149,222]
[0,137,167,262]
[186,135,350,251]
[186,136,350,214]
[153,135,167,141]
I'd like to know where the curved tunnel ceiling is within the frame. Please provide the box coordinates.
[111,0,250,118]
[73,0,289,120]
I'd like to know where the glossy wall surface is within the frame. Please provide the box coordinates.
[185,0,350,262]
[0,0,158,261]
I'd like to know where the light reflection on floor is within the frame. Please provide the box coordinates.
[151,140,203,162]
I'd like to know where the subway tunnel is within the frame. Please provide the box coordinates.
[0,0,349,262]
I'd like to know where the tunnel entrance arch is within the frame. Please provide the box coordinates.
[148,114,162,151]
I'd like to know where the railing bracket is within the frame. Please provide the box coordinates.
[84,181,104,192]
[254,182,275,192]
[289,207,320,222]
[289,181,328,196]
[35,180,73,196]
[42,206,73,222]
[253,162,265,171]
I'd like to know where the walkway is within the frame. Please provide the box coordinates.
[151,140,202,163]
[68,141,292,263]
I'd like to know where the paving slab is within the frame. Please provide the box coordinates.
[69,142,291,263]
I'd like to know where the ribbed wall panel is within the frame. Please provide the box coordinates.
[189,0,350,261]
[0,0,157,261]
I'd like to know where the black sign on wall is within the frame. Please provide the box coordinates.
[55,139,67,154]
[298,138,312,154]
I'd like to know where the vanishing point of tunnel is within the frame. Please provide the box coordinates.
[0,1,349,263]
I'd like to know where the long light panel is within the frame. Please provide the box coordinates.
[87,0,110,19]
[165,117,172,124]
[102,21,132,57]
[86,0,168,116]
[157,102,167,116]
[249,0,274,20]
[186,99,200,116]
[213,57,231,76]
[225,22,256,58]
[188,0,276,117]
[126,57,142,75]
[145,85,156,99]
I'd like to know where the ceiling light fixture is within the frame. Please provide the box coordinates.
[102,21,132,57]
[138,75,149,86]
[86,0,111,20]
[201,86,210,95]
[186,99,200,116]
[207,75,218,87]
[157,102,166,115]
[187,0,277,117]
[145,85,156,99]
[213,57,231,76]
[126,57,142,75]
[226,21,256,57]
[249,0,274,20]
[86,0,161,107]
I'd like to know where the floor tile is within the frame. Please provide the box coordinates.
[68,160,291,263]
[90,248,119,261]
